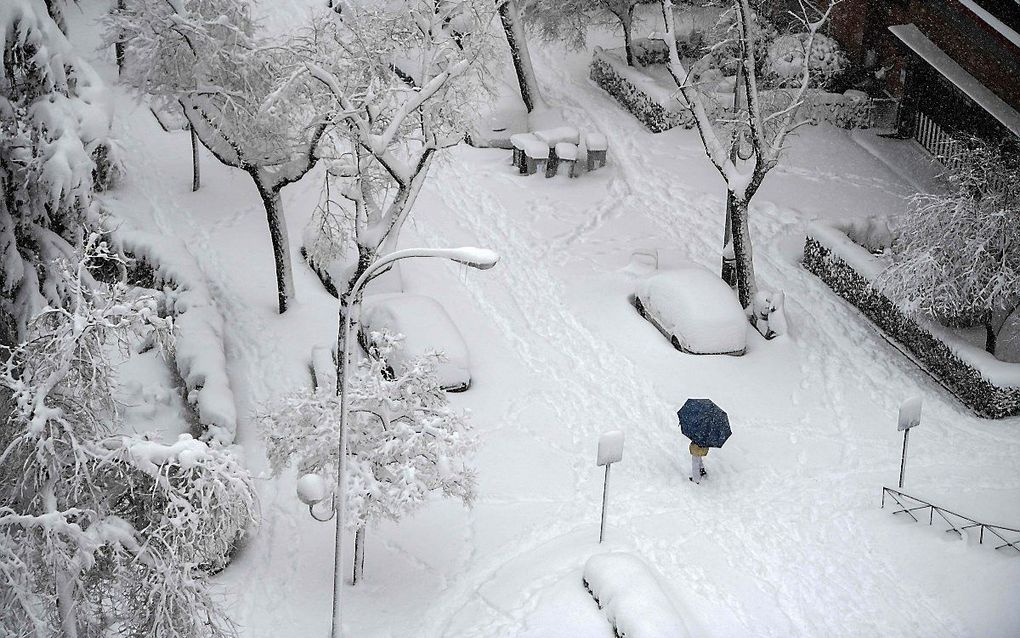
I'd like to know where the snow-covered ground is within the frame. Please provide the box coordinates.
[67,3,1020,637]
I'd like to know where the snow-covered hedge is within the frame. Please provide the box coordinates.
[583,552,690,638]
[592,42,877,133]
[803,222,1020,418]
[115,229,239,443]
[590,46,695,133]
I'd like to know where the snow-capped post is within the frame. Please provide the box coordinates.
[897,397,923,489]
[597,430,625,543]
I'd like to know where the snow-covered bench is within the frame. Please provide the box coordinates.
[583,552,690,638]
[533,127,580,177]
[586,132,609,171]
[510,133,539,174]
[555,142,579,178]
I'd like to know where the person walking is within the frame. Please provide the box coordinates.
[689,442,708,484]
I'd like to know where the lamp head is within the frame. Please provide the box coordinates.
[449,247,499,270]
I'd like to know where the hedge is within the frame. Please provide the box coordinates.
[590,46,695,133]
[591,41,886,133]
[803,230,1020,419]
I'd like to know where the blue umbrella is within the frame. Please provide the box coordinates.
[677,399,731,448]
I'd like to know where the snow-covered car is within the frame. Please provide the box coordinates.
[358,293,472,391]
[635,267,747,356]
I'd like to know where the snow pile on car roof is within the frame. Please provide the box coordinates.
[583,552,691,638]
[637,266,746,354]
[361,293,470,389]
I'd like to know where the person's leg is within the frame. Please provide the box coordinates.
[691,455,702,484]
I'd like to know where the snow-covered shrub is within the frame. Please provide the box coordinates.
[259,333,477,530]
[767,33,848,90]
[843,216,894,254]
[0,240,257,636]
[101,434,258,574]
[803,226,1020,418]
[877,139,1020,350]
[0,0,118,338]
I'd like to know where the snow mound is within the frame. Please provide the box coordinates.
[583,552,690,638]
[636,266,747,355]
[534,126,580,147]
[555,142,578,161]
[115,228,238,444]
[360,293,471,391]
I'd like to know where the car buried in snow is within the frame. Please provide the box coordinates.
[634,266,747,356]
[358,293,472,392]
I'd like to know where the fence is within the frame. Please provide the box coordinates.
[881,487,1020,554]
[910,109,965,171]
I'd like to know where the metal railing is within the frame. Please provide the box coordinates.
[881,487,1020,554]
[910,109,965,172]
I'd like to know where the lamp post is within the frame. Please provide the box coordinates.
[327,247,499,638]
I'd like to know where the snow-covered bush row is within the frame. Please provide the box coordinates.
[590,46,695,133]
[803,223,1020,418]
[0,242,256,636]
[583,552,691,638]
[593,43,875,133]
[115,228,239,444]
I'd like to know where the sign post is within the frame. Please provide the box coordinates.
[897,397,923,488]
[596,430,625,543]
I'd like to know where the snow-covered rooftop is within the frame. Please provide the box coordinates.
[888,23,1020,138]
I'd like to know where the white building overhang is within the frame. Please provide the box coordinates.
[889,23,1020,138]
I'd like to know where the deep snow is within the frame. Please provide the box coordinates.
[63,2,1020,637]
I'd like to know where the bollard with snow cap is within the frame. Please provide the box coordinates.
[897,397,922,488]
[597,430,624,543]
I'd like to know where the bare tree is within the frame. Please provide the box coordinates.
[300,0,494,356]
[524,0,644,66]
[108,0,327,313]
[658,0,838,308]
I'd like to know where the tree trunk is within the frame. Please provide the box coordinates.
[985,320,997,355]
[190,124,200,192]
[114,0,126,74]
[721,201,736,287]
[621,7,636,67]
[257,184,295,314]
[498,0,544,113]
[729,196,757,309]
[352,525,366,586]
[42,480,79,638]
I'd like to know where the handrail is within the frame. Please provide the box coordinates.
[881,487,1020,554]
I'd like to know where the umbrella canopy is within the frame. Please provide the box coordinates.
[677,399,732,448]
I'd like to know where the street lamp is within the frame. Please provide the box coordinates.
[322,246,499,638]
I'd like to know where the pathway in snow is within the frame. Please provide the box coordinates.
[97,30,1020,638]
[383,45,1020,636]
